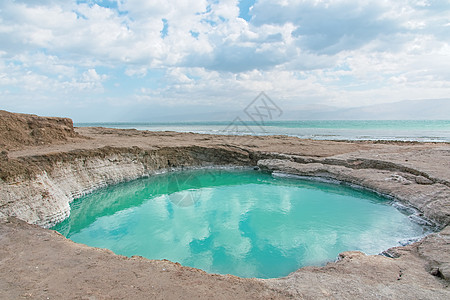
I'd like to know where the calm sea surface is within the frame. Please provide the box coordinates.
[76,120,450,142]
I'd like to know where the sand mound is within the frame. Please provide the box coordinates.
[0,110,82,150]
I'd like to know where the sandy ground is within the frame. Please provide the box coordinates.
[1,114,449,299]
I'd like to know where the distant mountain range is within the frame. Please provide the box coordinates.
[281,99,450,120]
[147,98,450,121]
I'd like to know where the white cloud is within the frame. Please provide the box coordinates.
[0,0,449,120]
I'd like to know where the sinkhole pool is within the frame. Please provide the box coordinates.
[52,169,431,278]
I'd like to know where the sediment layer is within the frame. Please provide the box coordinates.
[1,112,449,299]
[0,145,255,228]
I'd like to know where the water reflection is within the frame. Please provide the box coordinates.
[52,169,431,278]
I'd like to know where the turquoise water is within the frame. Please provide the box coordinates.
[52,169,430,278]
[76,120,450,142]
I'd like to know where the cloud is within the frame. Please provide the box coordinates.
[0,0,449,121]
[251,1,407,54]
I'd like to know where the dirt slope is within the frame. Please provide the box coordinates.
[0,110,82,151]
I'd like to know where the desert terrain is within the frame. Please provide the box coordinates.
[1,110,449,299]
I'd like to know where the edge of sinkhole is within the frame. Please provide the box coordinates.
[52,166,439,279]
[269,171,439,256]
[271,171,439,231]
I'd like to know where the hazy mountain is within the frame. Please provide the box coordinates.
[73,98,450,122]
[150,98,450,121]
[283,99,450,120]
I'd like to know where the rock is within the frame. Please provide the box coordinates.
[439,263,450,280]
[408,215,434,226]
[338,251,365,260]
[381,248,401,258]
[415,176,433,185]
[386,174,412,185]
[398,237,422,246]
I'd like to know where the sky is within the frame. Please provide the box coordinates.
[0,0,449,122]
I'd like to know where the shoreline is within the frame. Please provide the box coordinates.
[1,112,449,299]
[74,122,450,144]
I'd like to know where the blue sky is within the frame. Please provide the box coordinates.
[0,0,449,121]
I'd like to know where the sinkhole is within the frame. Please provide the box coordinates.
[52,168,431,278]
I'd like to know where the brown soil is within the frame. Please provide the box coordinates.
[0,110,84,151]
[1,111,449,299]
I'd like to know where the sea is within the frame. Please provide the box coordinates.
[75,120,450,143]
